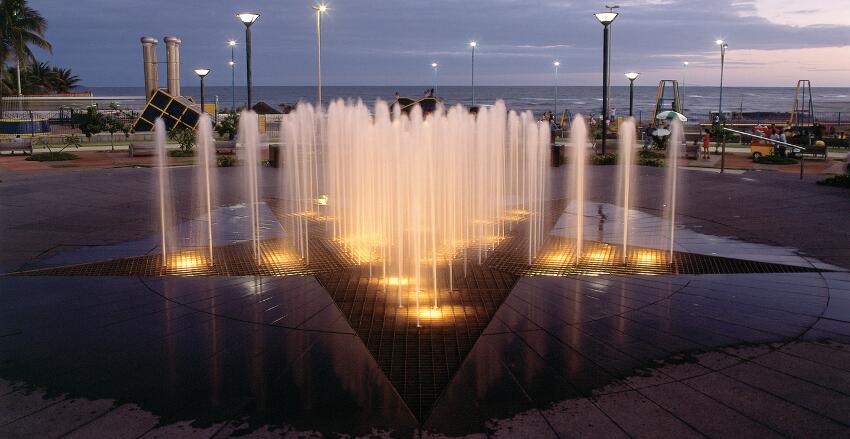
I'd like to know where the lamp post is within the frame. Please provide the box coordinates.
[313,4,328,107]
[681,61,688,114]
[469,41,477,107]
[236,12,260,110]
[553,60,560,120]
[594,10,618,155]
[228,40,236,110]
[431,62,439,95]
[716,39,728,170]
[625,72,639,117]
[194,68,210,113]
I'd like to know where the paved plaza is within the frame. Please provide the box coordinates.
[1,164,849,437]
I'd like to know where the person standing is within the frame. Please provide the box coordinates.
[702,128,711,159]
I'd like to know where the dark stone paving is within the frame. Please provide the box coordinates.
[1,165,850,437]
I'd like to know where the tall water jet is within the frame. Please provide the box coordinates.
[195,113,216,264]
[569,115,588,263]
[154,118,172,266]
[280,103,321,265]
[238,111,262,262]
[617,118,637,264]
[666,119,683,260]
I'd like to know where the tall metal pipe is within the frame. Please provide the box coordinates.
[141,37,159,100]
[164,36,181,97]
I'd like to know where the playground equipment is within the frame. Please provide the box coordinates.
[649,80,681,128]
[788,80,815,128]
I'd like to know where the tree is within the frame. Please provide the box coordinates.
[78,106,105,139]
[0,0,51,96]
[50,66,78,92]
[215,111,239,140]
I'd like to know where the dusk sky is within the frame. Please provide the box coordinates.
[31,0,850,88]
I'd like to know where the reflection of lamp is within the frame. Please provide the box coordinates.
[193,68,210,113]
[236,12,260,108]
[595,9,618,155]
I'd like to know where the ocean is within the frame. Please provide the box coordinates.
[87,85,850,123]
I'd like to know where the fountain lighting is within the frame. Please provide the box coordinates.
[167,250,209,271]
[279,99,549,309]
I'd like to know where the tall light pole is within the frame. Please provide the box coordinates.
[237,12,260,110]
[228,40,236,110]
[681,61,688,114]
[431,62,439,95]
[313,4,328,107]
[553,60,560,120]
[594,9,618,155]
[625,72,639,117]
[469,41,477,107]
[194,68,210,113]
[716,39,728,163]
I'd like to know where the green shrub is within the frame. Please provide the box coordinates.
[217,155,236,167]
[26,151,78,161]
[754,155,798,165]
[215,112,239,140]
[167,126,195,154]
[167,149,194,157]
[638,158,664,167]
[817,174,850,188]
[591,153,617,165]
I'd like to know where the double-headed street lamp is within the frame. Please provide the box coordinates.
[236,12,260,109]
[553,60,560,119]
[469,41,477,107]
[431,62,439,95]
[625,71,639,117]
[194,68,210,113]
[594,9,618,155]
[228,40,236,110]
[313,4,328,107]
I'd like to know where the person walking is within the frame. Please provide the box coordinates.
[702,128,711,159]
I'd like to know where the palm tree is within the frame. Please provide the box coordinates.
[50,66,78,92]
[0,0,51,96]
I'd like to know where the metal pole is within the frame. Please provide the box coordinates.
[231,45,235,109]
[199,76,205,113]
[554,64,559,118]
[471,45,475,107]
[682,63,687,115]
[316,8,322,107]
[245,25,253,110]
[717,44,725,155]
[628,78,635,116]
[433,65,438,95]
[601,23,610,155]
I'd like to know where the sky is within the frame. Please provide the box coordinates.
[28,0,850,88]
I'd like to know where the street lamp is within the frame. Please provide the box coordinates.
[236,12,260,109]
[313,4,328,107]
[228,40,236,110]
[716,39,728,165]
[553,60,560,120]
[194,68,210,114]
[625,71,639,117]
[681,61,688,114]
[431,62,439,95]
[469,41,477,107]
[595,9,618,155]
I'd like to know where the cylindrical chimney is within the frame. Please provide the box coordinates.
[164,36,181,97]
[141,36,158,100]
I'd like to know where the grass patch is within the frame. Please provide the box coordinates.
[638,158,664,167]
[753,155,798,165]
[591,153,616,165]
[638,150,665,159]
[168,150,195,158]
[25,151,79,161]
[817,174,850,188]
[217,155,237,167]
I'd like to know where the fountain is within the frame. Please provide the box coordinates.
[238,110,262,263]
[569,115,588,263]
[279,99,549,317]
[617,118,637,264]
[154,118,172,267]
[194,114,216,264]
[666,119,683,260]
